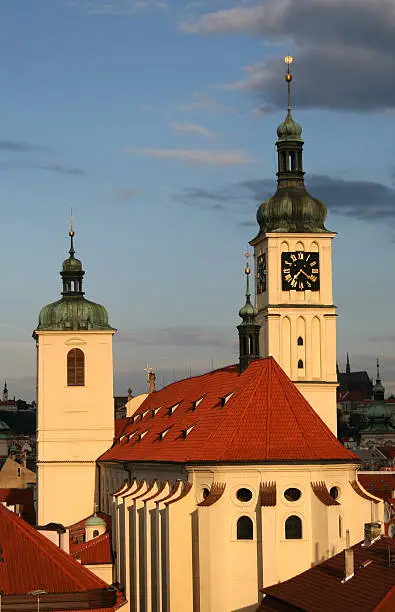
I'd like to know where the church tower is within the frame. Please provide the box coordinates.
[33,228,115,526]
[250,57,337,433]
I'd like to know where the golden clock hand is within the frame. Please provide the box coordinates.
[300,269,312,280]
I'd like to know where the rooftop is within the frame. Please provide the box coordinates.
[259,537,395,612]
[100,357,357,465]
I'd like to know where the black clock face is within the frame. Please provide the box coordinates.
[281,251,320,291]
[256,253,266,294]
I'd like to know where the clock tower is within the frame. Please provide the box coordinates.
[250,57,337,434]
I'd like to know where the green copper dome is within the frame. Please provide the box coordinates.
[277,109,303,142]
[36,231,114,332]
[85,513,106,528]
[362,364,395,434]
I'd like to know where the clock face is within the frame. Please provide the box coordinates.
[281,251,320,291]
[256,253,266,293]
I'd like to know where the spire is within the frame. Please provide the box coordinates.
[255,56,328,235]
[3,381,8,402]
[346,353,351,375]
[237,251,260,373]
[69,216,75,258]
[373,357,385,402]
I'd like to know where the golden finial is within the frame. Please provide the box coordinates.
[69,208,75,238]
[244,250,251,275]
[284,55,294,109]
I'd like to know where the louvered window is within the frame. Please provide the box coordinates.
[67,348,85,386]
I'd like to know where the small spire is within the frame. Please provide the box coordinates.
[237,250,260,373]
[346,353,351,375]
[244,250,251,300]
[376,357,381,382]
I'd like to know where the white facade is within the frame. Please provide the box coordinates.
[251,232,338,434]
[35,329,115,526]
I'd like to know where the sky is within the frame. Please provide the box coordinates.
[0,0,394,399]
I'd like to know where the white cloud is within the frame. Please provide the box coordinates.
[128,147,248,165]
[170,121,215,138]
[179,4,269,34]
[84,0,168,15]
[176,92,237,114]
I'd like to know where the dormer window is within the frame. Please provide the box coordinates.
[139,430,148,441]
[152,407,161,417]
[159,426,172,441]
[191,397,204,411]
[182,424,196,439]
[220,392,234,407]
[168,403,180,416]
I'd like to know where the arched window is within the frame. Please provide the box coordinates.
[297,336,303,346]
[67,348,85,386]
[285,515,302,539]
[93,529,99,538]
[237,516,253,540]
[298,359,304,369]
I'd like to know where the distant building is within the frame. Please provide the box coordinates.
[360,363,395,448]
[337,353,373,400]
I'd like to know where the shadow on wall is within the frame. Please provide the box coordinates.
[232,604,259,612]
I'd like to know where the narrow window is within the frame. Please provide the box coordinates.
[17,467,21,477]
[338,516,342,538]
[297,336,303,346]
[67,348,85,386]
[285,515,302,539]
[298,359,304,369]
[93,529,99,538]
[237,516,253,540]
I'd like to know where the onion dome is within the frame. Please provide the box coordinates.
[254,57,329,236]
[36,229,114,332]
[85,513,106,528]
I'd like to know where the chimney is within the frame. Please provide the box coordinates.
[364,522,381,547]
[342,530,354,583]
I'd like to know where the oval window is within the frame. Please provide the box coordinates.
[202,487,210,500]
[284,487,301,502]
[330,486,339,500]
[236,488,253,502]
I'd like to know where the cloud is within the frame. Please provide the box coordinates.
[117,187,138,200]
[0,140,50,153]
[115,326,233,349]
[180,0,395,112]
[176,92,237,114]
[84,0,168,15]
[128,147,248,165]
[170,121,215,139]
[173,174,395,222]
[0,161,85,175]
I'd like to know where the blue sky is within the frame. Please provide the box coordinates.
[0,0,394,399]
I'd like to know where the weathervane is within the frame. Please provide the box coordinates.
[284,55,294,110]
[69,208,75,257]
[244,250,251,275]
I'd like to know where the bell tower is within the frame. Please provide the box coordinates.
[33,227,115,526]
[250,57,337,434]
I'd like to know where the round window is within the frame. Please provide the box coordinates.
[236,488,253,502]
[202,487,210,500]
[284,487,302,502]
[330,486,339,500]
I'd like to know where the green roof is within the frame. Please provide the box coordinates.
[85,514,106,527]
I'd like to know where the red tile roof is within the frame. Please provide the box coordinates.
[71,532,113,565]
[0,503,112,595]
[100,358,357,464]
[114,418,128,439]
[0,487,36,524]
[259,537,395,612]
[358,473,395,500]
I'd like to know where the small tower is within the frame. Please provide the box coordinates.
[250,57,337,433]
[85,513,106,542]
[33,226,116,526]
[360,359,395,446]
[237,252,260,373]
[3,381,8,402]
[346,353,351,375]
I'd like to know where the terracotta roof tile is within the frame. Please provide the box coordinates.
[358,474,395,500]
[0,487,36,524]
[259,537,395,612]
[0,503,112,595]
[99,358,357,464]
[71,532,112,565]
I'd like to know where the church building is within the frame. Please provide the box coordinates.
[34,59,383,612]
